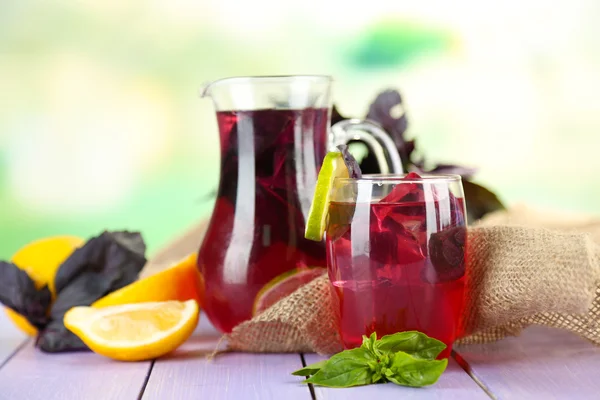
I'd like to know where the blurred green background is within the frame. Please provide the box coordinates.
[1,1,600,259]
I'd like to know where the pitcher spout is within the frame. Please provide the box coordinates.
[199,76,244,99]
[198,80,214,99]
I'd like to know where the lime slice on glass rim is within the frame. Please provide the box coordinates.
[304,151,351,241]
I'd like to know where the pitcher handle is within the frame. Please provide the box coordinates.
[330,119,404,174]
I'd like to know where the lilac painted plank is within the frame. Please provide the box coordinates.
[0,307,149,399]
[0,340,151,399]
[0,307,28,340]
[143,313,310,400]
[304,353,489,399]
[0,337,26,370]
[455,326,600,399]
[0,308,28,369]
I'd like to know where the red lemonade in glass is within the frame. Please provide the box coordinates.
[326,174,467,358]
[197,108,328,333]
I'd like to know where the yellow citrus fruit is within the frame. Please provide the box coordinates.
[93,253,203,308]
[305,151,350,241]
[64,300,199,361]
[4,235,84,336]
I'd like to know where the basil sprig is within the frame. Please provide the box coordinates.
[292,331,448,388]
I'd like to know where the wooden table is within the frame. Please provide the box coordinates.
[1,310,599,400]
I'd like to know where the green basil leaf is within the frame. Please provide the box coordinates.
[367,357,388,385]
[378,353,392,368]
[361,332,378,355]
[386,351,448,388]
[292,360,327,376]
[375,331,446,360]
[371,371,383,384]
[303,348,376,388]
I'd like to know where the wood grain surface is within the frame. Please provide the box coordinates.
[0,309,27,370]
[142,315,310,399]
[454,325,600,400]
[0,340,152,400]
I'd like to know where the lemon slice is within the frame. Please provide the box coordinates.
[64,300,199,362]
[305,151,350,241]
[252,267,325,316]
[92,253,203,309]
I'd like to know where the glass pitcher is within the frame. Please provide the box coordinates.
[198,75,403,333]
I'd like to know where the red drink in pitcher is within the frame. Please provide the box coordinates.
[198,108,329,333]
[326,174,467,358]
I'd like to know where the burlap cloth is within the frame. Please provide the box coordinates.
[224,204,600,354]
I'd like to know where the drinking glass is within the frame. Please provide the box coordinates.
[326,174,467,357]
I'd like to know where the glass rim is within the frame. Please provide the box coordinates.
[334,173,463,184]
[206,75,333,87]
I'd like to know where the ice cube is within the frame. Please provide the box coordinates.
[348,254,378,283]
[379,173,426,206]
[404,171,423,179]
[369,225,425,266]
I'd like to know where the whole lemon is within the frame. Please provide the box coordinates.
[4,235,84,335]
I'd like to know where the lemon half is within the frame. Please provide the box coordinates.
[64,300,199,362]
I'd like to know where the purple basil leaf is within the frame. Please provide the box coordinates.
[339,88,504,222]
[423,226,466,283]
[331,104,346,125]
[0,261,51,330]
[50,272,112,316]
[462,180,506,222]
[427,164,478,179]
[366,89,410,159]
[407,157,425,171]
[54,231,145,294]
[337,144,363,178]
[36,321,88,352]
[404,140,416,161]
[37,230,147,353]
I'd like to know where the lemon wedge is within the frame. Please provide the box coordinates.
[64,300,199,361]
[93,253,203,308]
